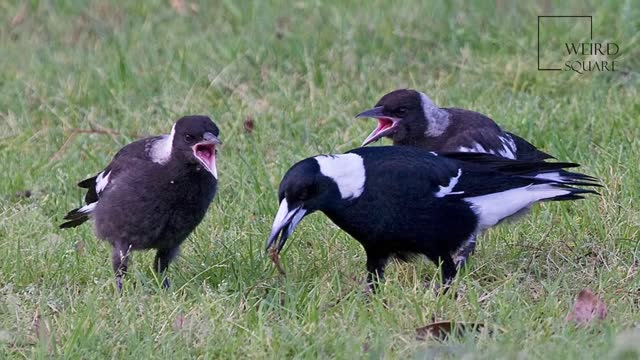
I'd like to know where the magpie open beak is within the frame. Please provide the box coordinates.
[356,106,400,146]
[193,132,222,178]
[266,199,307,254]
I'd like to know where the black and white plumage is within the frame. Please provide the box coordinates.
[356,89,558,266]
[266,146,598,290]
[356,89,552,161]
[60,115,221,290]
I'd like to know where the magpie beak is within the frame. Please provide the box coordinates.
[192,132,222,178]
[265,199,307,254]
[356,106,401,146]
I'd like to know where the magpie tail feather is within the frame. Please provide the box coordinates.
[59,203,96,229]
[543,185,600,202]
[59,216,89,229]
[536,165,602,203]
[530,169,601,187]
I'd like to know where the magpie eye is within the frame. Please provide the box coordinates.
[184,134,195,143]
[396,107,408,116]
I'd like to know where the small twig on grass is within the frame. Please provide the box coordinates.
[50,127,121,162]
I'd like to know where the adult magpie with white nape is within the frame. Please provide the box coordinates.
[356,89,558,266]
[60,115,221,290]
[266,146,599,291]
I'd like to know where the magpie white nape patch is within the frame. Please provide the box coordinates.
[315,153,365,200]
[150,124,176,164]
[419,92,450,137]
[464,184,571,229]
[434,168,464,197]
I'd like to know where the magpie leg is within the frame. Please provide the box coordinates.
[439,255,457,287]
[454,234,477,269]
[112,243,132,292]
[365,254,387,293]
[154,247,180,289]
[427,255,458,296]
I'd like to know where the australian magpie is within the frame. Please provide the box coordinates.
[356,88,557,266]
[60,115,221,290]
[266,146,598,290]
[356,89,552,161]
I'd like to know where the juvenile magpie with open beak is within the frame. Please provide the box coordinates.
[266,146,599,291]
[356,89,552,161]
[60,115,221,290]
[356,89,557,267]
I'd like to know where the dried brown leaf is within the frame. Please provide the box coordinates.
[243,117,255,133]
[170,0,187,15]
[10,4,28,29]
[567,288,607,325]
[174,313,186,330]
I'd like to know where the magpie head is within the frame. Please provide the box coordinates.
[356,89,425,146]
[172,115,222,178]
[266,153,366,254]
[357,89,451,145]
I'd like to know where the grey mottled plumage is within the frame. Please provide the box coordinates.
[60,115,221,290]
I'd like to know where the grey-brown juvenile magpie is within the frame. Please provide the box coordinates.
[60,115,221,290]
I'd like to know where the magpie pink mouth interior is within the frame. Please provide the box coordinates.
[194,143,215,170]
[365,117,397,143]
[375,117,394,133]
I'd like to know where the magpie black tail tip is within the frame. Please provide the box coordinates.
[59,218,88,229]
[557,170,601,184]
[62,208,83,220]
[549,188,600,202]
[59,208,89,229]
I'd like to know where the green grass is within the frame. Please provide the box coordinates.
[1,0,639,358]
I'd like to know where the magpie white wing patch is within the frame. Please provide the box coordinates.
[457,143,488,154]
[464,184,571,230]
[95,171,111,194]
[434,168,464,197]
[80,169,112,217]
[496,135,517,159]
[457,134,517,159]
[315,154,365,200]
[77,202,97,214]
